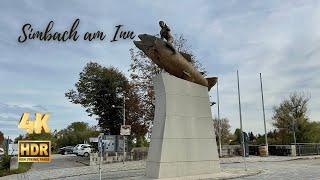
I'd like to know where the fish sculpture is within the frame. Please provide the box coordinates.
[134,34,217,91]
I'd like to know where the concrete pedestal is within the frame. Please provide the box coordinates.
[146,73,220,179]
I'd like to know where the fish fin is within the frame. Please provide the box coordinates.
[206,77,218,91]
[183,70,191,78]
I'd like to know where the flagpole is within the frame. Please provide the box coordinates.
[237,70,247,171]
[217,79,222,157]
[260,73,269,155]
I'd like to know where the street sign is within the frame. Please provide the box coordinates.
[104,135,116,152]
[120,125,131,135]
[89,137,98,143]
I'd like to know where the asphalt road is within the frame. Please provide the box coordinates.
[30,154,86,171]
[4,156,320,179]
[226,158,320,180]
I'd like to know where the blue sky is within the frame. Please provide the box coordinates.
[1,0,320,139]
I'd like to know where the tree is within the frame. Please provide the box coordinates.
[65,62,148,142]
[14,134,24,143]
[65,62,129,135]
[231,128,242,145]
[213,118,232,145]
[56,122,99,148]
[0,131,4,145]
[304,122,320,143]
[129,34,205,129]
[248,132,256,142]
[272,92,310,144]
[124,83,149,146]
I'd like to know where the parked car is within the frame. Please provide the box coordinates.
[73,144,91,157]
[59,146,74,155]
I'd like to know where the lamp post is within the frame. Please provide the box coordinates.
[291,105,300,145]
[112,95,126,163]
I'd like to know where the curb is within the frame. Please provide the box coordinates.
[220,155,320,164]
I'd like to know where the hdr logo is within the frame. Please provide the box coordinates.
[18,141,51,162]
[18,113,50,134]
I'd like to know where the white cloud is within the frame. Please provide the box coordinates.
[0,0,319,138]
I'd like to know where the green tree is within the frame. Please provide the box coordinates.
[304,122,320,143]
[231,128,242,144]
[65,62,148,142]
[272,92,310,144]
[56,122,99,148]
[65,62,129,135]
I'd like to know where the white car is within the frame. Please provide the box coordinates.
[73,144,91,157]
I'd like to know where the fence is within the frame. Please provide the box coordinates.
[295,143,320,156]
[221,144,320,157]
[221,145,294,157]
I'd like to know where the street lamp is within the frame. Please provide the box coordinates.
[112,95,126,163]
[290,104,300,145]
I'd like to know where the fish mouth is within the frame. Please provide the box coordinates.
[134,34,159,50]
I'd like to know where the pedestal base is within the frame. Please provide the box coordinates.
[146,73,220,179]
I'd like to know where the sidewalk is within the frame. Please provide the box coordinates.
[220,155,320,164]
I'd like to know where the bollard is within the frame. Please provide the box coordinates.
[291,145,297,157]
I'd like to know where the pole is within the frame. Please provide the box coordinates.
[100,148,102,180]
[123,95,126,164]
[217,79,222,157]
[237,70,247,171]
[7,136,9,155]
[99,134,102,180]
[259,73,269,155]
[293,118,296,145]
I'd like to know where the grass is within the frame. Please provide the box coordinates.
[0,162,33,177]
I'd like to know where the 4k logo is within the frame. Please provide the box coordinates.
[18,113,50,134]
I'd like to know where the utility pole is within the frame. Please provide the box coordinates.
[259,73,269,155]
[237,70,247,171]
[216,79,222,157]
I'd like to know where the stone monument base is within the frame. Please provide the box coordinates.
[146,73,220,179]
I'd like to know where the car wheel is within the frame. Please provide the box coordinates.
[84,152,89,157]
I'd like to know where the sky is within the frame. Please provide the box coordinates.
[0,0,320,139]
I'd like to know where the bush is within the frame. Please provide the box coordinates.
[0,155,32,177]
[0,155,10,170]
